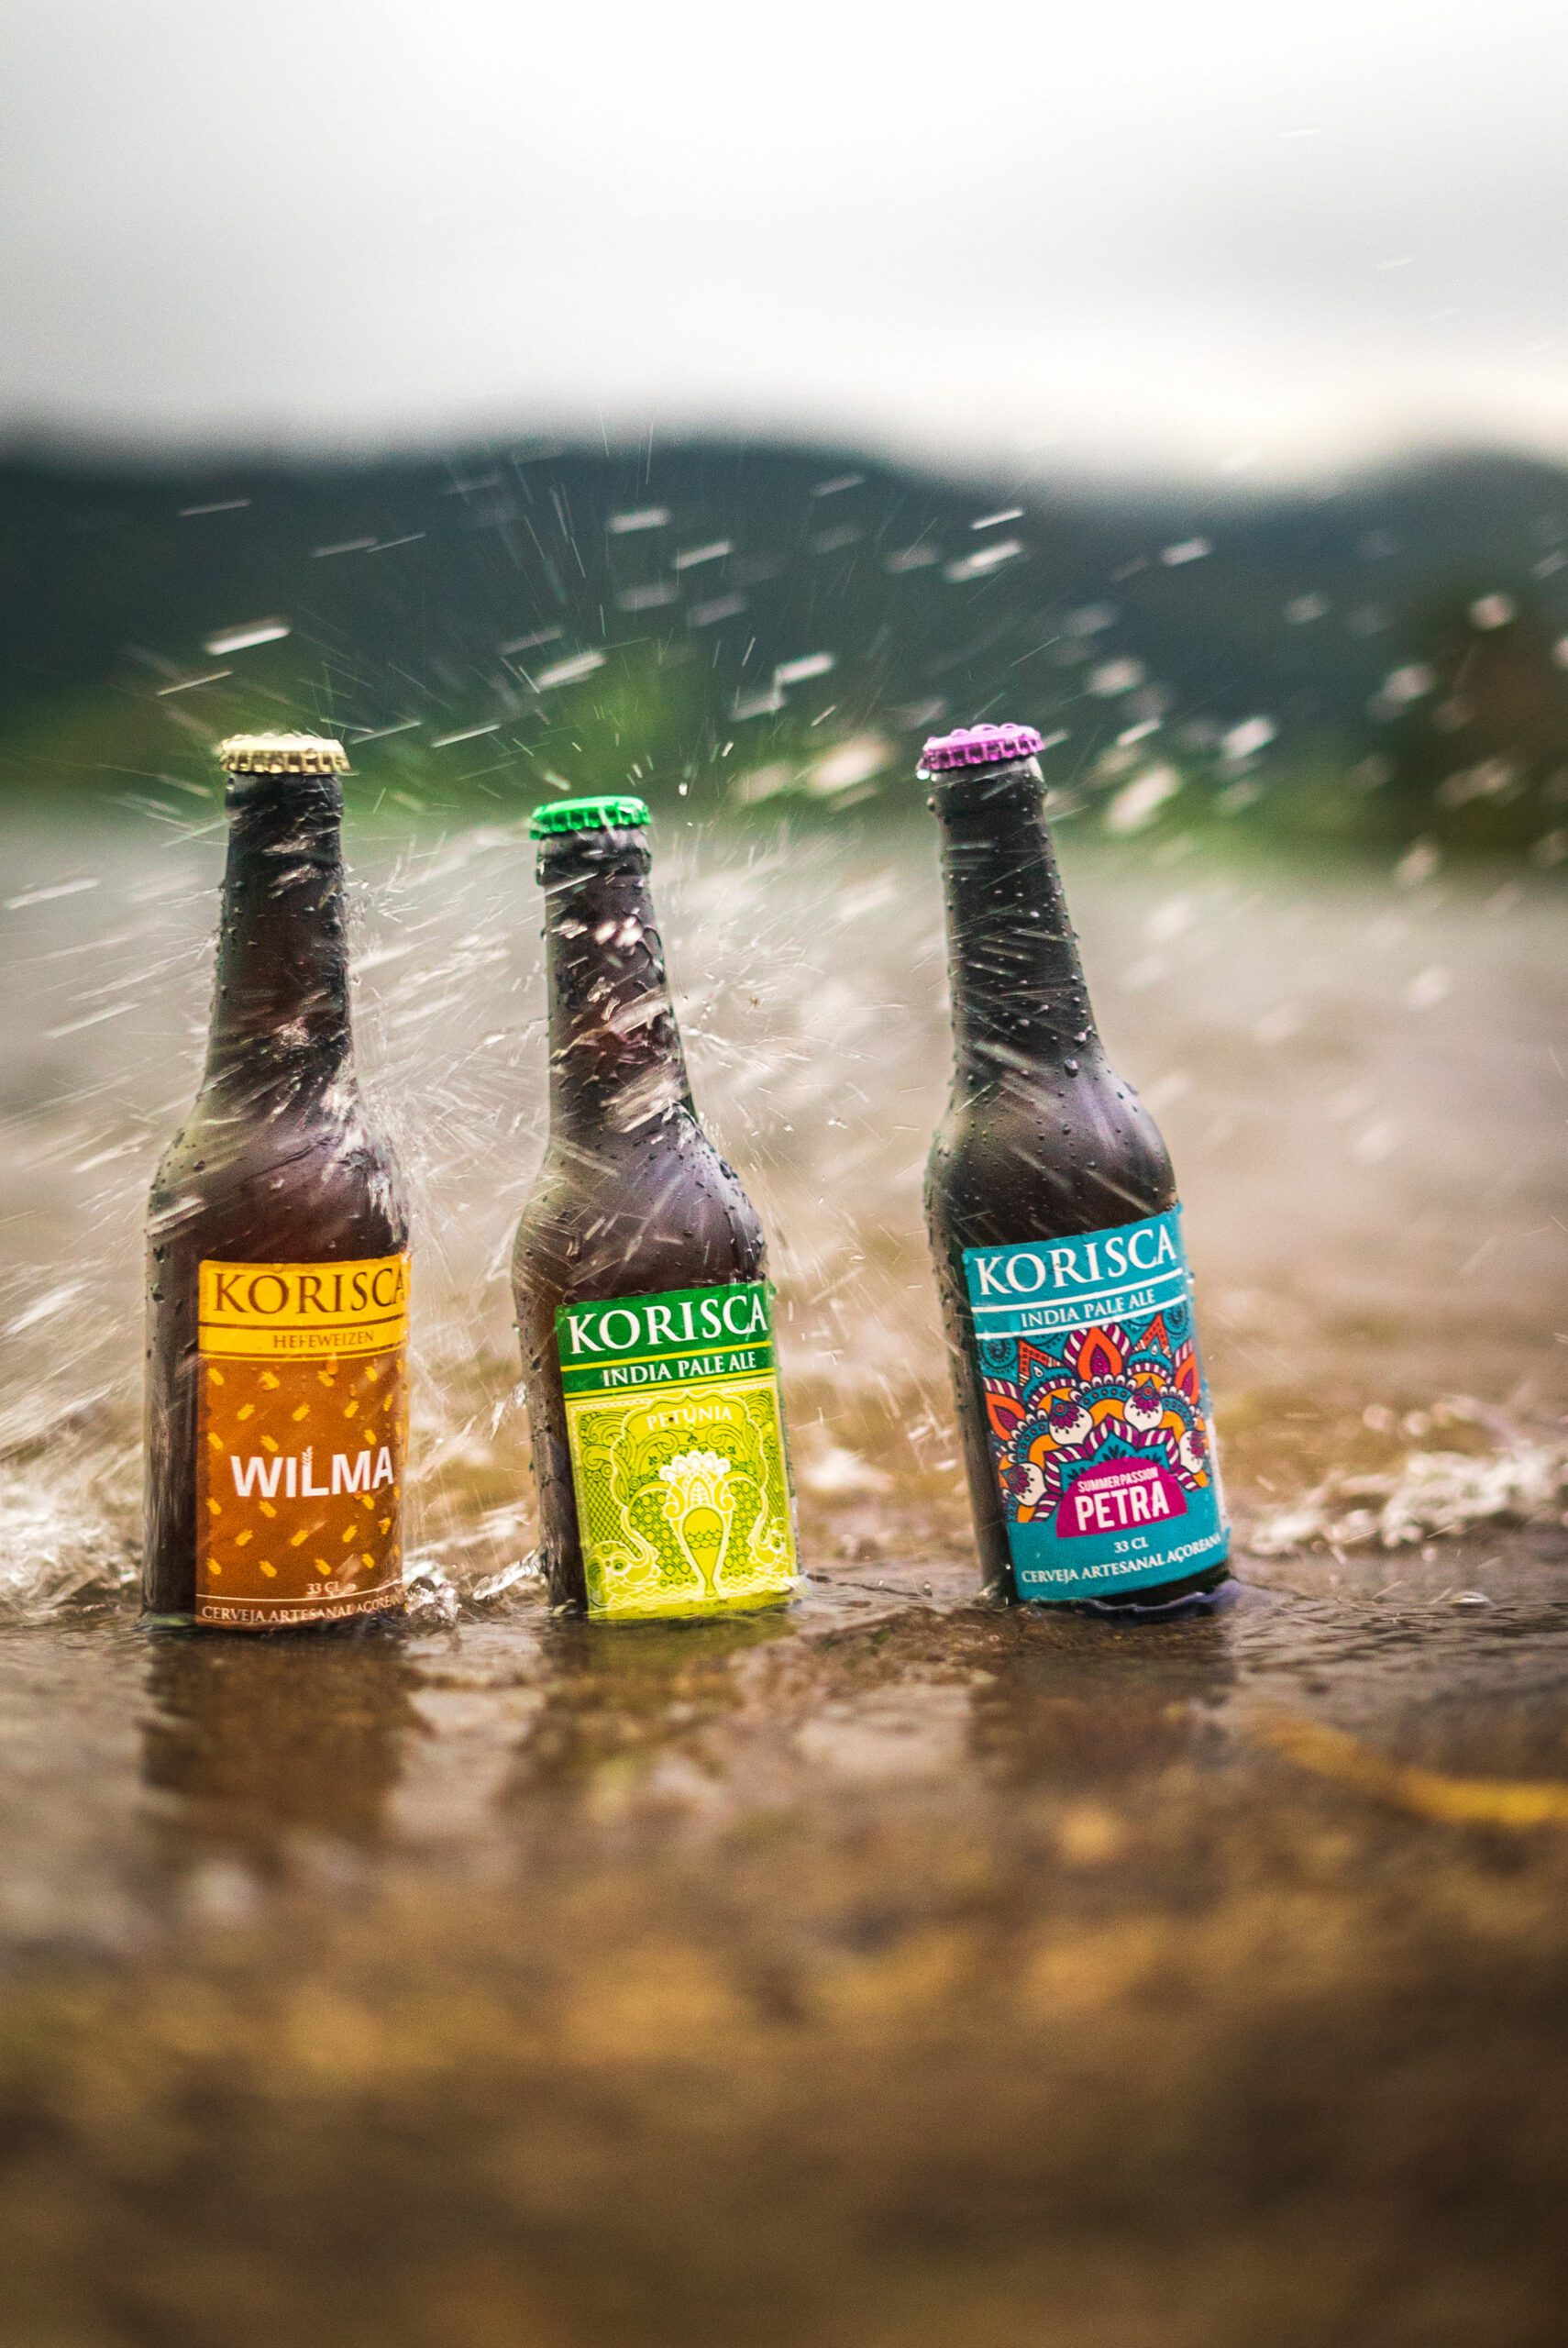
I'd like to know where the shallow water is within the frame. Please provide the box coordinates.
[0,806,1565,2344]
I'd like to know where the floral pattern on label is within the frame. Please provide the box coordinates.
[557,1280,797,1622]
[963,1210,1228,1600]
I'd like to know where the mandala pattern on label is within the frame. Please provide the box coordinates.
[978,1303,1214,1534]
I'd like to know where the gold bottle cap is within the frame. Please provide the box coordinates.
[215,733,351,776]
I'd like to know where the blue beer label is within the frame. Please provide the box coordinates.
[962,1208,1228,1600]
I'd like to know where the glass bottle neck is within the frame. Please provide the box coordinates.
[202,773,355,1107]
[932,759,1102,1097]
[540,834,694,1138]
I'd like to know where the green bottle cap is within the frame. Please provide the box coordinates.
[529,794,650,838]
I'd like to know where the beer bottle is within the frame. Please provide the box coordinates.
[922,723,1229,1609]
[512,796,797,1622]
[143,735,411,1629]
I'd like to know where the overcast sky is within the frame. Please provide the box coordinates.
[2,0,1566,480]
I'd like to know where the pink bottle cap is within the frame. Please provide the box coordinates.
[920,722,1044,772]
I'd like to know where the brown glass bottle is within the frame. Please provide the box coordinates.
[511,795,797,1623]
[143,736,410,1630]
[922,724,1229,1611]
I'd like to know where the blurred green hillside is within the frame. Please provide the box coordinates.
[3,438,1567,858]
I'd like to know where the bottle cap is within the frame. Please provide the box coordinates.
[919,722,1043,773]
[216,733,350,776]
[530,794,650,838]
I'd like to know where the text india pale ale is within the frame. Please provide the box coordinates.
[922,723,1229,1610]
[512,795,797,1623]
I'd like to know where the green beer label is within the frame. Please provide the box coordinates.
[556,1280,798,1621]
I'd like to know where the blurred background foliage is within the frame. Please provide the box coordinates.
[3,437,1567,861]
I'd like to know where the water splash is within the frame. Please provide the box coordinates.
[1251,1402,1568,1555]
[0,1456,138,1620]
[0,805,1563,1623]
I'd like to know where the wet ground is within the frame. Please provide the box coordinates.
[0,804,1565,2345]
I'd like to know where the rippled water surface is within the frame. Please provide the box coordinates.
[1,806,1565,2346]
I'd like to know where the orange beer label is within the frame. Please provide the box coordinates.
[195,1254,410,1628]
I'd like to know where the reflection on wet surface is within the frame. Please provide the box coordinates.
[4,1541,1568,2342]
[0,815,1564,2342]
[4,1534,1568,1938]
[142,1629,421,1862]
